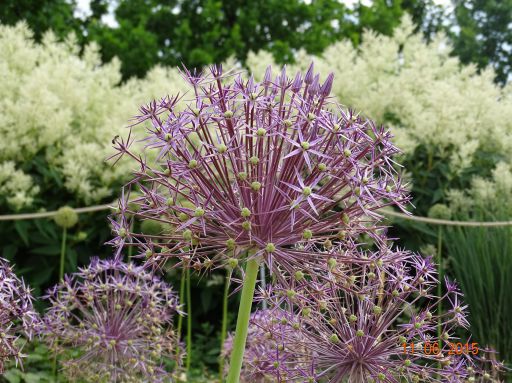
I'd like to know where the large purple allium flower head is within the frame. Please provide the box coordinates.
[0,257,38,374]
[110,63,409,280]
[255,247,489,382]
[222,309,308,383]
[40,257,182,382]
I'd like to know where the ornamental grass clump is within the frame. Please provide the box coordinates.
[0,257,38,374]
[110,63,409,382]
[40,257,183,383]
[255,246,503,382]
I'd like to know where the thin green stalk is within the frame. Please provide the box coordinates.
[186,267,192,373]
[176,267,186,356]
[259,263,267,310]
[53,227,68,378]
[437,227,443,341]
[437,226,443,376]
[219,268,232,382]
[59,228,67,281]
[226,257,260,383]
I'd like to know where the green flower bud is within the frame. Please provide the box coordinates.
[217,144,227,153]
[54,206,78,229]
[294,271,305,281]
[242,221,251,231]
[250,156,259,165]
[349,314,357,322]
[223,110,234,118]
[256,128,266,137]
[283,119,293,127]
[301,141,310,150]
[318,163,327,172]
[356,329,364,337]
[343,148,352,157]
[227,258,238,269]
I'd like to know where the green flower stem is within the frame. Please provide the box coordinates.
[437,227,443,341]
[54,227,68,378]
[437,226,443,375]
[186,267,192,373]
[259,263,267,310]
[226,257,260,383]
[219,268,232,382]
[59,228,67,281]
[176,267,186,356]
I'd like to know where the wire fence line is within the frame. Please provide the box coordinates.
[1,203,512,227]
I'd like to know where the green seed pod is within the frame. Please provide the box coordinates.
[329,334,340,343]
[241,207,251,218]
[302,229,313,240]
[251,181,262,191]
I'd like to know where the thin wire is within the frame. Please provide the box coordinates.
[1,203,512,227]
[0,204,113,221]
[382,209,512,227]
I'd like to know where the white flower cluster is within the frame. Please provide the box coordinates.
[244,17,512,209]
[0,22,188,210]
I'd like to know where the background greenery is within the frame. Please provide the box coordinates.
[0,0,511,381]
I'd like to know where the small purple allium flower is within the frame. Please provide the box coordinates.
[40,257,182,382]
[110,63,408,281]
[254,247,494,382]
[0,257,37,374]
[222,310,308,383]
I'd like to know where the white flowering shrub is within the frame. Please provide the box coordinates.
[0,22,187,210]
[244,17,512,214]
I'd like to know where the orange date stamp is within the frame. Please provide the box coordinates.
[402,341,479,355]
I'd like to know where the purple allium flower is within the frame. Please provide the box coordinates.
[40,257,183,382]
[222,310,308,383]
[109,63,408,280]
[254,247,487,382]
[0,257,38,374]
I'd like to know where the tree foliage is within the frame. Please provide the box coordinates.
[451,0,512,84]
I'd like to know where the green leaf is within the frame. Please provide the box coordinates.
[15,220,30,246]
[31,245,61,255]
